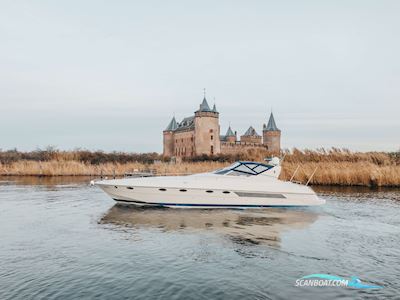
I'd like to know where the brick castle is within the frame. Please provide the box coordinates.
[163,95,281,158]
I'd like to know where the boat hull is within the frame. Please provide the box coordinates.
[96,184,325,208]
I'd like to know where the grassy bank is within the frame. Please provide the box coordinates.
[0,148,399,187]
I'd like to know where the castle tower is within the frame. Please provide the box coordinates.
[163,116,177,157]
[263,112,281,153]
[194,97,221,155]
[225,126,236,143]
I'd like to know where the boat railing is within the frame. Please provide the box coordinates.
[124,171,155,178]
[124,171,193,178]
[157,172,193,176]
[289,164,318,186]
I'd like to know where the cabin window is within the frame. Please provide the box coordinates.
[213,162,273,176]
[235,164,257,175]
[229,171,251,177]
[214,169,231,175]
[253,165,269,173]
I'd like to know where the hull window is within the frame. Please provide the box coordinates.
[159,188,167,191]
[179,189,187,192]
[222,191,230,194]
[127,187,134,190]
[206,190,214,193]
[235,192,286,198]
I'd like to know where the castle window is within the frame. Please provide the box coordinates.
[209,129,213,133]
[211,135,213,140]
[211,145,214,155]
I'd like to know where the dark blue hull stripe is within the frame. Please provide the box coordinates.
[113,199,306,208]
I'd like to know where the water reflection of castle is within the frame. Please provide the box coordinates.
[163,95,281,158]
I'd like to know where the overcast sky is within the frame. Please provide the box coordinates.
[1,0,399,153]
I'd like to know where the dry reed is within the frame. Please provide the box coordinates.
[1,148,399,187]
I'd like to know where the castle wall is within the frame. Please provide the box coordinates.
[240,135,262,144]
[173,130,195,157]
[221,142,268,155]
[194,111,221,156]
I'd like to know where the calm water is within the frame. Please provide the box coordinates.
[0,177,399,299]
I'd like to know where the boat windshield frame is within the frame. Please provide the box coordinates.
[214,161,274,176]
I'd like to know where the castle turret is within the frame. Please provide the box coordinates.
[194,97,220,155]
[225,126,236,143]
[163,116,177,157]
[263,112,281,153]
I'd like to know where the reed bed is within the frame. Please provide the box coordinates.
[281,161,400,187]
[1,148,399,187]
[0,160,227,177]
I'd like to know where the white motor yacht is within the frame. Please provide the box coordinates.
[94,158,325,208]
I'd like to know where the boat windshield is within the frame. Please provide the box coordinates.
[214,162,274,176]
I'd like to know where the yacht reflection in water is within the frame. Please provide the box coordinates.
[100,205,320,247]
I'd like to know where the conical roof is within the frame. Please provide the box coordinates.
[165,116,178,131]
[198,97,211,112]
[225,126,235,137]
[265,112,280,131]
[243,126,260,136]
[212,103,218,113]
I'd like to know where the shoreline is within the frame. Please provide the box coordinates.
[1,159,400,187]
[2,175,400,188]
[2,174,400,188]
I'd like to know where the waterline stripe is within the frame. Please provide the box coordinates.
[113,199,306,208]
